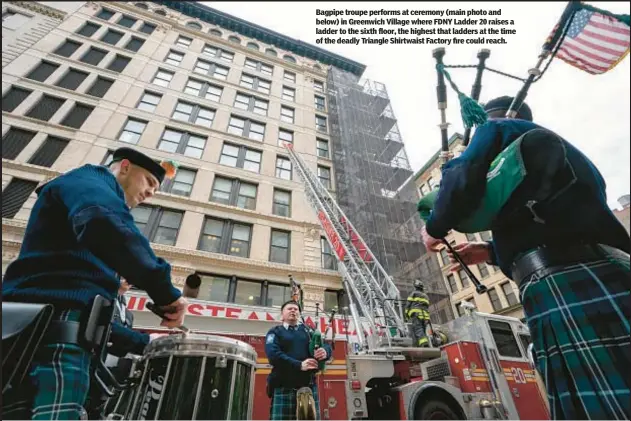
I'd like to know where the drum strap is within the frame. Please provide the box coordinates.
[42,321,82,346]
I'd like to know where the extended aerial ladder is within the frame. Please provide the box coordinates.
[283,143,411,352]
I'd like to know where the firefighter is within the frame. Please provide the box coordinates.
[405,280,431,348]
[2,147,187,420]
[421,96,631,420]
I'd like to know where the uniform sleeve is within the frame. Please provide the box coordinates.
[265,328,302,370]
[52,173,181,306]
[323,342,333,360]
[426,122,502,239]
[108,322,150,356]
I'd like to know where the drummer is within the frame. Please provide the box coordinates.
[265,300,331,420]
[2,147,187,420]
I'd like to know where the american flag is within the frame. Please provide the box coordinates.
[548,6,630,75]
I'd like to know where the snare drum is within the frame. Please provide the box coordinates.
[102,354,145,420]
[127,333,257,420]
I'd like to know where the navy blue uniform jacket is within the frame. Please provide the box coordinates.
[2,164,181,352]
[425,119,630,277]
[265,324,332,389]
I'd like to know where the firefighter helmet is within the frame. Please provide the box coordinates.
[413,279,424,291]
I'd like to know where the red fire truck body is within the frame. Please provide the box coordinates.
[127,292,549,420]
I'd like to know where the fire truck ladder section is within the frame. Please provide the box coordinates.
[284,142,409,353]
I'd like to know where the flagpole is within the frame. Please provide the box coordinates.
[506,1,580,118]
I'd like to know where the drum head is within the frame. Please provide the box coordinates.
[144,333,257,365]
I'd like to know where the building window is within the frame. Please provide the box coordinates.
[283,55,296,63]
[209,28,222,36]
[172,101,215,128]
[283,71,296,83]
[318,166,331,189]
[54,39,82,58]
[316,115,327,132]
[199,217,251,258]
[239,73,270,95]
[27,136,69,168]
[272,189,291,217]
[282,86,295,102]
[219,143,262,173]
[108,54,131,73]
[2,128,36,160]
[265,48,277,57]
[125,37,145,52]
[446,274,458,294]
[55,69,89,91]
[2,178,38,219]
[137,91,162,112]
[455,302,465,317]
[321,237,337,270]
[488,288,503,312]
[314,95,325,111]
[269,230,291,264]
[86,77,114,98]
[157,129,206,159]
[152,69,174,87]
[501,282,519,306]
[2,10,31,30]
[275,156,292,180]
[227,116,265,141]
[458,269,470,288]
[26,61,60,82]
[478,263,489,279]
[314,80,324,92]
[280,106,295,124]
[101,29,124,45]
[131,206,183,246]
[26,95,65,121]
[266,283,291,308]
[316,139,330,159]
[77,22,101,37]
[159,167,196,197]
[233,93,268,116]
[2,87,32,112]
[228,35,241,44]
[186,21,202,30]
[193,59,229,80]
[235,279,261,305]
[139,23,155,34]
[96,8,115,21]
[117,15,137,28]
[419,184,429,197]
[244,58,273,76]
[480,231,492,241]
[246,42,259,51]
[466,297,477,310]
[176,35,192,48]
[489,320,522,358]
[165,50,184,66]
[184,78,223,102]
[439,248,449,266]
[118,118,147,144]
[135,3,148,9]
[60,103,94,129]
[199,274,230,302]
[465,233,477,241]
[278,129,293,146]
[210,176,257,210]
[79,47,107,66]
[428,176,439,190]
[202,44,234,62]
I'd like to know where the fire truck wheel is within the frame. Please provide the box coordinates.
[414,399,462,420]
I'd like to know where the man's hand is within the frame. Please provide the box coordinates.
[447,242,492,272]
[301,358,319,371]
[159,297,188,328]
[421,225,442,252]
[314,348,327,361]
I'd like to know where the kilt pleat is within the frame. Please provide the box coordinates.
[270,384,320,420]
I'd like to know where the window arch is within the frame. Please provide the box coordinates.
[228,35,241,44]
[265,48,277,57]
[313,64,322,71]
[154,9,167,16]
[209,28,222,36]
[186,21,202,30]
[246,42,259,51]
[283,54,296,63]
[135,2,148,9]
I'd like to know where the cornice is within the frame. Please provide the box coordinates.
[7,1,66,20]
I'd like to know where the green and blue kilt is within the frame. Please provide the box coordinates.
[519,248,631,420]
[270,384,320,420]
[2,310,92,420]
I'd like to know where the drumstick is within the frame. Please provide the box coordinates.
[146,302,190,333]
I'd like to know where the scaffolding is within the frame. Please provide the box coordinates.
[326,67,454,323]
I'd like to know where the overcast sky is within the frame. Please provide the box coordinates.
[205,1,630,210]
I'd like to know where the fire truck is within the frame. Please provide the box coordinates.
[126,143,550,420]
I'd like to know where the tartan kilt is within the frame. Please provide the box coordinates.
[518,249,631,420]
[2,310,92,420]
[270,384,320,420]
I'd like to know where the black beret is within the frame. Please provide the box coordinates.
[111,147,166,184]
[484,96,533,122]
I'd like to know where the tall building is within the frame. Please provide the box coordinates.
[2,1,446,321]
[412,134,524,320]
[613,194,630,234]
